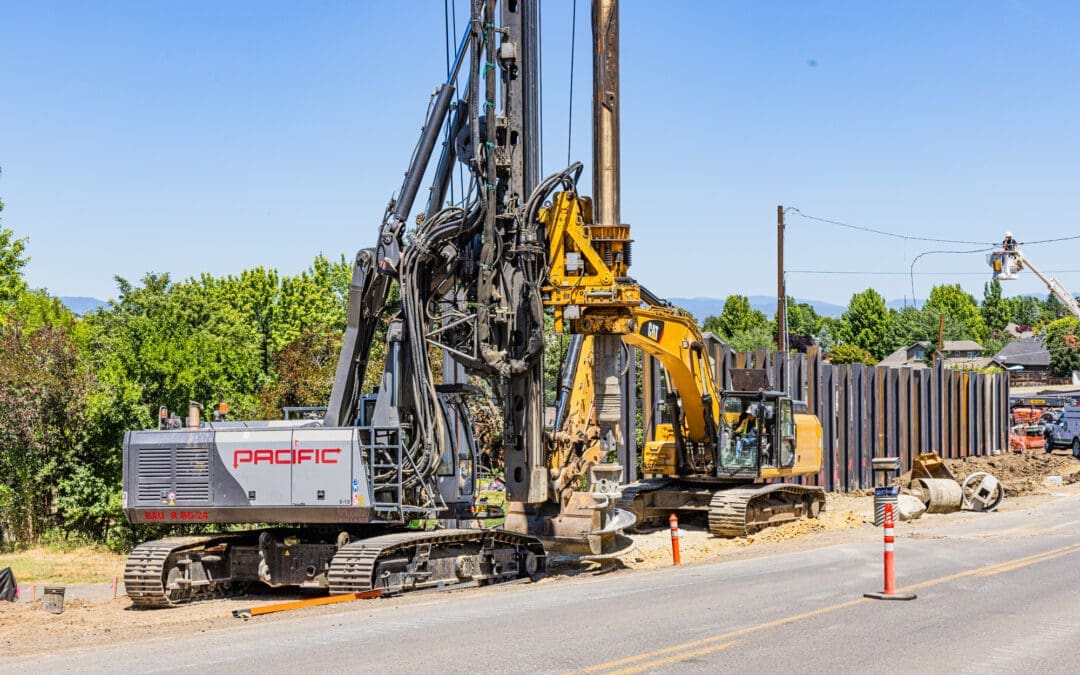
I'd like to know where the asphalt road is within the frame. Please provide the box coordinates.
[7,494,1080,674]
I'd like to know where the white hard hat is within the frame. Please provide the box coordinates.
[1005,231,1013,238]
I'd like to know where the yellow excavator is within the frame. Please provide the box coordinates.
[547,283,826,537]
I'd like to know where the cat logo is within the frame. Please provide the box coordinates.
[642,320,663,342]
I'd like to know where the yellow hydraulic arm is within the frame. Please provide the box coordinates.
[621,303,722,445]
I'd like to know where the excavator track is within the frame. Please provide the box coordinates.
[616,479,672,530]
[328,529,545,596]
[125,534,246,608]
[708,484,825,537]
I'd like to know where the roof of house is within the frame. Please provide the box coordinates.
[879,344,928,368]
[994,337,1051,368]
[1005,322,1034,339]
[942,340,984,353]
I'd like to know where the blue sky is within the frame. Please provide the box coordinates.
[2,1,1079,306]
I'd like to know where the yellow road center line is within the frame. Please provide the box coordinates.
[581,598,868,672]
[605,641,739,675]
[581,542,1080,674]
[896,543,1080,591]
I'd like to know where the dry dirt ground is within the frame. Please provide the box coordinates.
[0,547,125,585]
[3,450,1078,659]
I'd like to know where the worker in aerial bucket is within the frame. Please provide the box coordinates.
[1002,231,1017,251]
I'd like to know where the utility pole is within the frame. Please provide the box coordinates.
[777,205,787,354]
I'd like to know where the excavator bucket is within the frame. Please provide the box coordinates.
[910,452,958,482]
[897,452,964,513]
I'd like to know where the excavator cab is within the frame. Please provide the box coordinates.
[718,392,798,475]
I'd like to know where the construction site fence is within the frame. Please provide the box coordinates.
[640,343,1010,493]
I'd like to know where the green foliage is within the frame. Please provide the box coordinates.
[56,465,124,546]
[84,272,265,419]
[543,310,571,407]
[827,343,877,365]
[839,288,890,359]
[726,324,775,352]
[0,193,30,306]
[884,304,968,355]
[269,254,351,354]
[1045,317,1080,376]
[981,330,1011,361]
[813,316,840,353]
[981,280,1009,333]
[0,321,91,543]
[256,329,342,419]
[1041,293,1068,325]
[783,297,823,336]
[924,284,987,343]
[1005,295,1040,327]
[703,295,769,340]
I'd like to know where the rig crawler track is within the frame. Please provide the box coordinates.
[328,529,546,595]
[125,534,246,608]
[125,528,546,608]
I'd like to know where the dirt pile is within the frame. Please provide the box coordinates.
[623,494,869,570]
[942,452,1080,496]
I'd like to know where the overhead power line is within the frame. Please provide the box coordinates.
[788,270,1080,276]
[787,208,993,245]
[786,208,1080,248]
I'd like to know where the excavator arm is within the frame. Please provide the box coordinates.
[545,293,723,492]
[621,303,722,445]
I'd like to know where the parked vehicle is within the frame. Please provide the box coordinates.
[1044,407,1080,457]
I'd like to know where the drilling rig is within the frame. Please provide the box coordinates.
[122,0,637,606]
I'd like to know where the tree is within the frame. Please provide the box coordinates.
[826,343,877,365]
[83,272,265,420]
[0,185,30,306]
[981,279,1009,333]
[703,295,769,340]
[885,304,967,356]
[0,321,91,543]
[838,289,890,359]
[542,310,571,407]
[1005,295,1040,328]
[924,284,987,344]
[774,296,822,352]
[1041,293,1068,325]
[1045,317,1080,377]
[726,325,775,352]
[269,254,351,354]
[784,298,822,336]
[256,329,342,419]
[814,316,841,353]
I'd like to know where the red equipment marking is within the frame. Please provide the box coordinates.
[232,447,341,469]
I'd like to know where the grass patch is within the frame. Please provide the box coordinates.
[0,546,126,584]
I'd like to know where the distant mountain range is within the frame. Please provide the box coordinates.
[59,296,107,316]
[670,296,840,320]
[59,294,929,321]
